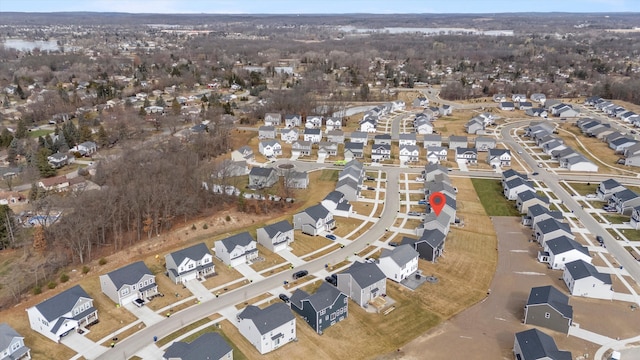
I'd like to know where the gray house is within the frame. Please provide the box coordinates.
[514,328,572,360]
[290,282,348,335]
[475,137,496,151]
[524,285,573,334]
[257,220,294,252]
[258,125,276,139]
[402,228,446,262]
[214,232,258,267]
[374,133,392,145]
[423,134,442,148]
[249,167,279,188]
[337,261,387,308]
[344,141,364,160]
[286,170,309,189]
[292,140,313,157]
[349,131,369,144]
[448,136,468,149]
[326,130,345,144]
[0,323,30,360]
[264,113,282,126]
[163,332,232,360]
[335,177,360,202]
[100,261,158,306]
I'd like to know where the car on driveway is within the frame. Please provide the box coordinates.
[418,200,427,205]
[532,172,539,176]
[366,176,376,181]
[292,270,308,280]
[407,211,421,216]
[325,234,337,241]
[367,186,376,190]
[325,276,337,286]
[134,298,145,308]
[279,294,290,303]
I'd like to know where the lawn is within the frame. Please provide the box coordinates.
[602,214,630,225]
[470,178,520,216]
[333,217,366,237]
[563,182,598,196]
[171,323,249,360]
[289,231,333,257]
[27,129,54,138]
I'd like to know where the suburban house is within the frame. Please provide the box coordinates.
[165,243,215,284]
[424,163,450,182]
[290,282,348,335]
[264,113,282,126]
[500,101,515,111]
[303,128,322,143]
[531,93,546,104]
[344,142,365,160]
[326,130,345,144]
[523,204,562,228]
[609,189,640,214]
[503,177,534,201]
[518,101,533,110]
[374,134,392,146]
[325,117,342,131]
[0,323,31,360]
[524,285,573,334]
[487,148,511,168]
[292,141,313,157]
[258,140,282,158]
[337,261,387,308]
[455,147,478,164]
[526,107,548,117]
[502,169,528,185]
[561,154,597,173]
[630,206,640,230]
[335,177,360,202]
[417,213,451,237]
[512,94,527,102]
[349,131,368,144]
[426,146,448,164]
[398,133,417,146]
[425,181,457,200]
[321,191,353,218]
[493,94,507,102]
[516,190,549,214]
[402,228,446,262]
[237,303,296,354]
[423,134,442,148]
[475,137,496,151]
[258,125,276,140]
[359,118,376,133]
[163,332,232,360]
[285,170,309,189]
[214,232,258,267]
[534,218,574,246]
[464,118,484,134]
[306,115,323,129]
[284,114,301,128]
[448,136,468,150]
[293,204,335,236]
[513,328,572,360]
[235,146,254,162]
[371,144,391,162]
[399,145,421,164]
[47,152,73,168]
[318,142,338,157]
[412,96,429,107]
[280,128,299,143]
[377,244,419,283]
[26,285,98,343]
[414,118,433,134]
[249,167,279,188]
[538,237,591,270]
[99,261,158,307]
[70,141,98,156]
[257,220,294,252]
[563,259,613,299]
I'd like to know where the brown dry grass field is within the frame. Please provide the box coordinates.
[433,110,476,137]
[289,231,333,256]
[332,216,365,237]
[249,245,286,272]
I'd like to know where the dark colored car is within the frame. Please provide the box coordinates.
[325,234,337,240]
[325,276,337,286]
[279,294,290,303]
[367,186,376,190]
[532,172,539,175]
[596,235,604,244]
[292,270,309,280]
[366,176,375,181]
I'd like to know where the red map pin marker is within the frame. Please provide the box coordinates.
[429,192,446,216]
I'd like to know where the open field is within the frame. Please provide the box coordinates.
[470,178,520,216]
[562,181,599,195]
[289,231,333,256]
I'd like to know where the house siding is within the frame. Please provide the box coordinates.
[524,304,571,334]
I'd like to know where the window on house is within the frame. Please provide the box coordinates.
[122,288,130,296]
[11,342,20,351]
[330,313,337,321]
[545,312,550,319]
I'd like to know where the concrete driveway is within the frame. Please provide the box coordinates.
[184,279,215,302]
[61,331,107,359]
[124,303,165,326]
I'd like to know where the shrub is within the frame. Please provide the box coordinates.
[191,224,196,230]
[202,224,208,229]
[33,286,42,295]
[99,258,107,265]
[60,273,69,283]
[47,281,57,289]
[82,265,90,274]
[225,215,231,222]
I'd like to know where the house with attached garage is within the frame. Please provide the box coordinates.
[596,179,626,201]
[237,303,296,354]
[417,212,451,236]
[306,115,323,129]
[258,125,276,139]
[524,285,573,334]
[257,220,294,252]
[475,137,496,151]
[563,259,613,299]
[503,177,534,200]
[285,170,309,189]
[339,163,363,185]
[374,133,392,146]
[258,140,282,158]
[264,113,282,126]
[523,204,562,228]
[502,169,528,185]
[71,141,98,156]
[630,206,640,229]
[423,134,442,148]
[214,232,258,267]
[464,118,484,135]
[337,261,387,309]
[325,117,342,131]
[448,135,468,150]
[531,93,546,104]
[290,282,348,335]
[284,114,301,128]
[500,101,515,111]
[518,101,533,110]
[303,128,322,143]
[280,128,299,143]
[609,136,638,153]
[47,152,73,168]
[414,117,434,134]
[293,204,335,236]
[292,140,312,157]
[163,332,232,360]
[425,181,457,200]
[516,190,548,214]
[493,94,507,102]
[377,244,419,283]
[344,142,364,160]
[412,96,429,107]
[609,188,640,214]
[525,107,548,118]
[402,228,446,262]
[318,142,338,158]
[100,261,158,307]
[359,118,377,133]
[349,131,369,144]
[335,177,360,202]
[512,94,527,103]
[424,163,450,182]
[26,285,99,343]
[513,328,572,360]
[439,104,452,116]
[165,243,215,284]
[427,146,448,164]
[249,167,279,188]
[455,147,478,164]
[399,145,420,164]
[321,191,353,218]
[234,145,254,162]
[371,144,391,162]
[487,148,511,168]
[398,133,417,146]
[326,130,345,144]
[542,139,566,155]
[539,236,591,270]
[0,323,31,360]
[533,218,574,246]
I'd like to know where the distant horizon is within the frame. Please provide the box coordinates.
[0,0,637,14]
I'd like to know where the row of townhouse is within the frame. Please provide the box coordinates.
[585,96,640,125]
[597,178,640,231]
[263,113,343,130]
[527,122,598,172]
[576,118,640,167]
[493,93,546,104]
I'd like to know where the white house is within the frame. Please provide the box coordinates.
[280,128,299,143]
[563,259,613,299]
[533,218,574,246]
[539,237,591,270]
[293,204,335,236]
[237,303,296,354]
[99,261,158,306]
[306,115,323,129]
[487,148,511,167]
[165,243,215,284]
[337,261,387,308]
[257,220,294,252]
[325,117,342,131]
[259,140,282,158]
[399,145,420,164]
[264,113,282,126]
[426,146,448,164]
[377,244,419,283]
[371,144,391,162]
[398,133,417,146]
[0,323,31,360]
[26,285,98,343]
[214,232,258,267]
[284,114,301,127]
[303,128,322,143]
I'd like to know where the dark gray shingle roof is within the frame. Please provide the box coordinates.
[303,204,330,221]
[546,237,589,257]
[238,303,294,335]
[380,244,419,267]
[565,260,612,284]
[220,232,255,252]
[163,332,232,360]
[0,323,22,351]
[261,220,293,238]
[526,285,573,319]
[34,285,93,322]
[105,261,152,290]
[290,282,344,312]
[341,261,386,288]
[515,328,572,360]
[167,243,210,266]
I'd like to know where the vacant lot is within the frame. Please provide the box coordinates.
[471,178,520,216]
[563,182,598,196]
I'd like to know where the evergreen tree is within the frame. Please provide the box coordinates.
[155,97,166,107]
[171,97,181,115]
[0,205,16,250]
[15,84,25,100]
[0,128,13,148]
[97,125,108,147]
[62,121,79,147]
[54,131,69,153]
[36,147,56,178]
[138,106,147,117]
[79,124,93,142]
[15,119,27,139]
[143,98,151,108]
[7,138,18,166]
[44,134,54,152]
[28,182,39,202]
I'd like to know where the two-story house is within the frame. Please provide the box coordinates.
[487,148,511,167]
[0,323,31,360]
[256,220,294,252]
[325,117,342,131]
[305,115,323,129]
[292,141,313,157]
[264,113,282,127]
[280,128,299,143]
[293,204,335,236]
[475,137,496,151]
[290,282,348,335]
[533,218,574,246]
[539,237,591,271]
[99,261,158,307]
[237,303,296,354]
[398,133,417,146]
[165,243,215,284]
[399,145,420,164]
[283,114,301,128]
[344,142,364,160]
[258,126,276,140]
[524,285,573,334]
[337,261,387,308]
[163,332,232,360]
[426,146,448,164]
[249,167,279,188]
[258,140,282,158]
[303,128,322,143]
[377,244,419,283]
[371,144,391,162]
[455,147,478,164]
[563,260,613,299]
[26,285,98,343]
[214,232,258,267]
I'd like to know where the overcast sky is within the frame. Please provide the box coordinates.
[0,0,637,14]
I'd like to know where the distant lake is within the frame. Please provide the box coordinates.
[2,39,60,51]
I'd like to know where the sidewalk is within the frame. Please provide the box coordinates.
[568,325,616,346]
[279,249,306,267]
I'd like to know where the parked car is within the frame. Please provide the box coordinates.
[596,235,604,244]
[292,270,308,280]
[418,200,427,205]
[325,234,337,241]
[586,194,596,199]
[367,186,376,191]
[407,211,421,216]
[415,177,424,181]
[366,176,375,181]
[389,242,399,247]
[532,172,539,176]
[325,276,337,286]
[133,298,145,308]
[279,294,290,303]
